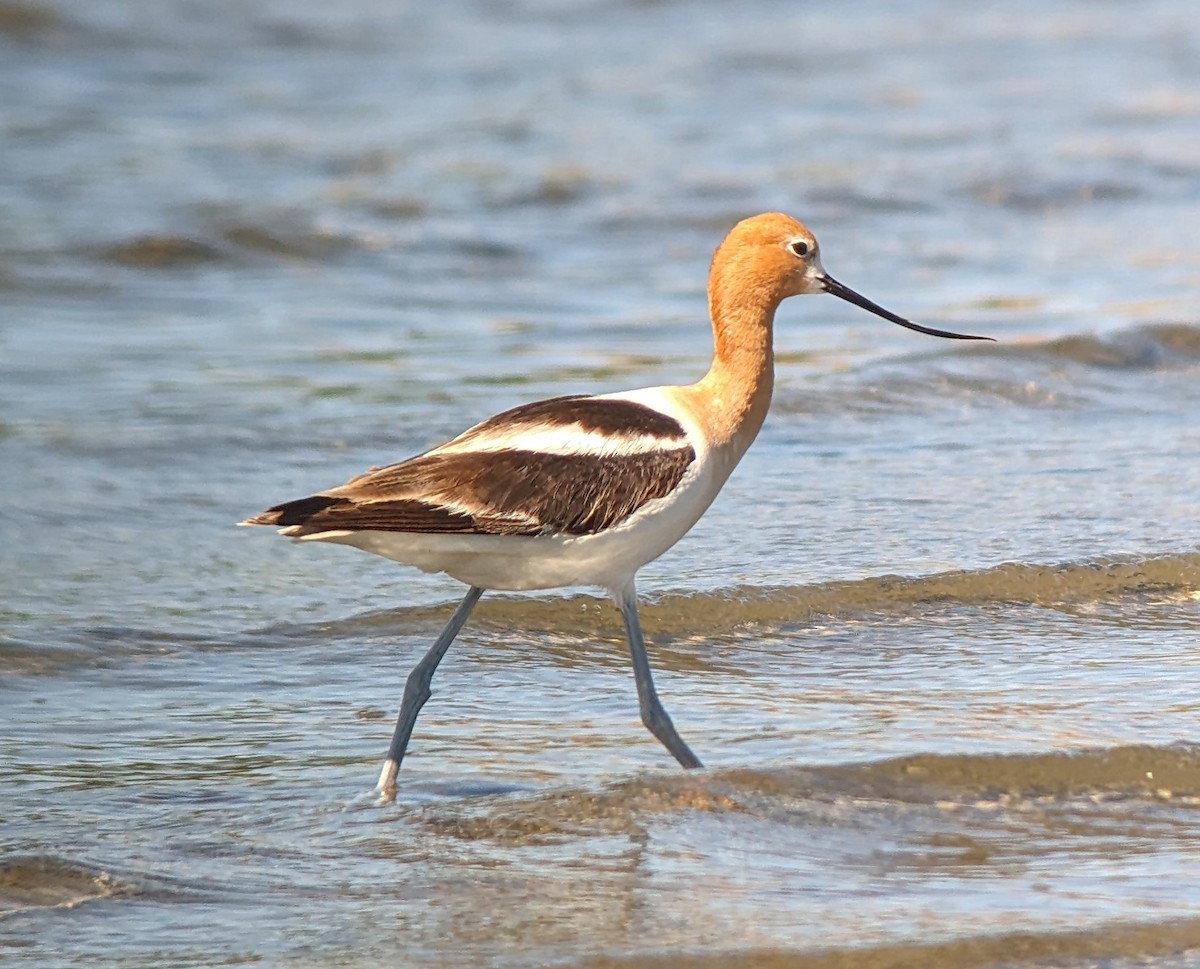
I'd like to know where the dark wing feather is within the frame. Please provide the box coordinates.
[243,396,697,538]
[245,446,695,537]
[246,492,479,533]
[449,394,690,446]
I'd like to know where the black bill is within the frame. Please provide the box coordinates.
[822,274,993,341]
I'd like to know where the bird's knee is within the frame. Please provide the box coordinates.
[640,701,672,735]
[402,669,433,707]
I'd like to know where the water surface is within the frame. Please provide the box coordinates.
[3,1,1200,966]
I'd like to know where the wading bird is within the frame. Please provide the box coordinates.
[242,212,990,797]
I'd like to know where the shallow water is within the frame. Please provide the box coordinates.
[3,0,1200,966]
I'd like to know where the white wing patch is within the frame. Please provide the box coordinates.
[431,423,677,458]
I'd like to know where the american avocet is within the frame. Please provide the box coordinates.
[242,212,990,796]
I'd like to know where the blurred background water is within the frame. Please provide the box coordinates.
[2,1,1200,967]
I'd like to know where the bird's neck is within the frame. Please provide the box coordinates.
[687,287,778,458]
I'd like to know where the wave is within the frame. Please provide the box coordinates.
[0,856,133,916]
[1018,322,1200,368]
[404,741,1200,969]
[5,552,1196,675]
[292,551,1200,642]
[561,915,1200,969]
[86,218,363,270]
[774,322,1200,418]
[0,627,214,677]
[404,742,1200,839]
[637,553,1200,632]
[0,853,221,918]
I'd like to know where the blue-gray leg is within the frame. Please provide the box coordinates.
[613,580,703,769]
[377,585,485,797]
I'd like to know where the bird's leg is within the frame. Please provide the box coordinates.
[376,585,485,799]
[613,580,703,769]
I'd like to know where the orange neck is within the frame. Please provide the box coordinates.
[683,277,779,460]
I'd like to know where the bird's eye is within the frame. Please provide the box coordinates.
[788,240,810,257]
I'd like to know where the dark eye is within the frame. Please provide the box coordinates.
[788,240,810,257]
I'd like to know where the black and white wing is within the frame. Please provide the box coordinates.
[242,395,696,538]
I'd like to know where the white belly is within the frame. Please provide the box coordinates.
[302,456,721,592]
